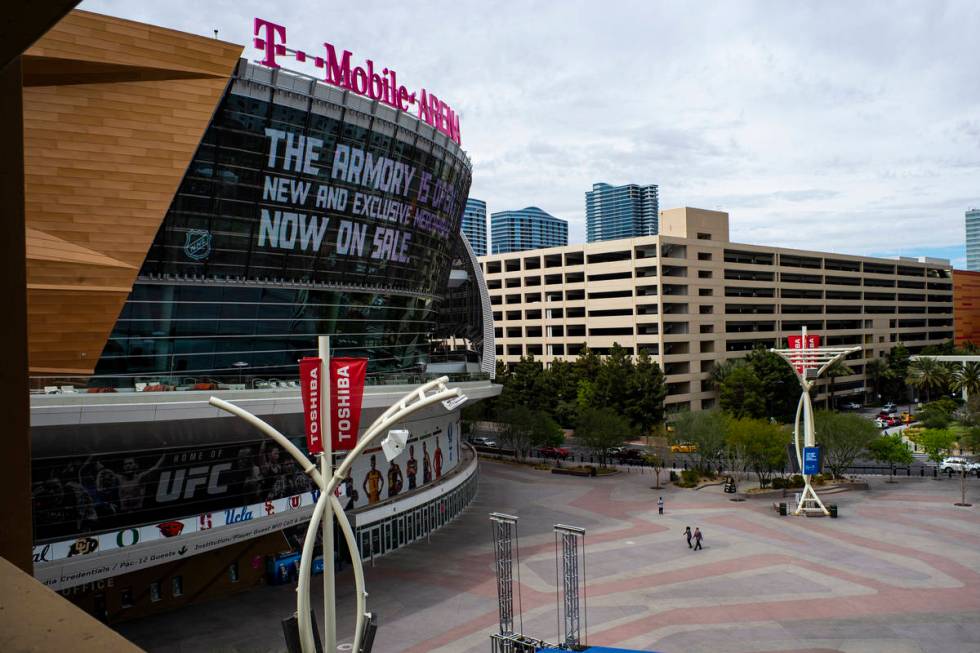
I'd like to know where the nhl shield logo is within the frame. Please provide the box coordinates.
[183,229,212,261]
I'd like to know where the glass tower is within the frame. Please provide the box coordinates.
[490,207,568,254]
[968,208,980,271]
[462,198,487,256]
[586,182,659,243]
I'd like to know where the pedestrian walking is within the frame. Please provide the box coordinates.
[683,526,692,548]
[693,527,703,551]
[658,496,664,515]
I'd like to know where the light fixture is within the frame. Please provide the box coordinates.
[381,429,409,462]
[442,393,467,411]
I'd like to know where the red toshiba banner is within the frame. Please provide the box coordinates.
[787,334,821,373]
[330,358,368,451]
[299,357,323,454]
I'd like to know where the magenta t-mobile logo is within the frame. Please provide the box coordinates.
[251,17,461,145]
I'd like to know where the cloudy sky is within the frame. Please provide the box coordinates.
[81,0,979,266]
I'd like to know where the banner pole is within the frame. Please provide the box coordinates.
[320,335,336,652]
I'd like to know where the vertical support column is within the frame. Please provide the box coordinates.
[319,336,336,652]
[554,524,585,648]
[0,55,32,573]
[489,513,518,637]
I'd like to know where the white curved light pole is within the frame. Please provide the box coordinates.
[210,374,465,653]
[771,327,860,516]
[294,376,463,653]
[207,397,362,648]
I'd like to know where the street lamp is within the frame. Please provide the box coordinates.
[209,374,465,653]
[232,361,248,386]
[771,327,860,516]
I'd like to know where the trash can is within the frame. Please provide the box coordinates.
[778,502,787,516]
[828,504,838,518]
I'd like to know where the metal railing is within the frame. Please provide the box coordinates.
[29,371,492,395]
[489,633,556,653]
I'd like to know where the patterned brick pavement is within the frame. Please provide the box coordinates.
[116,461,980,652]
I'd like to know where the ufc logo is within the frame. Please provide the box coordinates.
[156,464,232,502]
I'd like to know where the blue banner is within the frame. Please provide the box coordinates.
[803,446,821,475]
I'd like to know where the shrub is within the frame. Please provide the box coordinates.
[771,477,786,489]
[675,468,700,488]
[789,474,805,488]
[669,470,679,482]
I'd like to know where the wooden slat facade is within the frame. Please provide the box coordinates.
[954,269,980,347]
[23,10,242,374]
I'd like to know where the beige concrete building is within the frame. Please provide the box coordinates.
[479,208,954,412]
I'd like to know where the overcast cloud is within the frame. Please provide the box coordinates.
[80,0,979,266]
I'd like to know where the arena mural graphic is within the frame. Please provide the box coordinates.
[32,424,460,549]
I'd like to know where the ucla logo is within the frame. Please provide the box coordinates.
[183,229,212,261]
[224,506,253,524]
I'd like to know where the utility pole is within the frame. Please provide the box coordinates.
[320,336,336,652]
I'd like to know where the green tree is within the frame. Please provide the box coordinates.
[823,358,854,409]
[884,343,911,401]
[864,358,887,404]
[867,433,914,482]
[623,350,667,436]
[726,418,789,488]
[671,409,729,471]
[644,428,672,489]
[910,428,956,466]
[498,406,563,459]
[956,395,980,427]
[573,347,602,384]
[709,358,747,390]
[745,348,799,422]
[546,358,581,427]
[918,399,955,429]
[592,343,633,415]
[960,426,980,454]
[814,410,880,479]
[719,365,766,419]
[910,427,970,504]
[952,362,980,398]
[906,357,950,403]
[575,407,629,466]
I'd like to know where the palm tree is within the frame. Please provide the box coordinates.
[824,358,854,409]
[708,358,746,390]
[864,358,887,403]
[952,362,980,398]
[906,357,950,403]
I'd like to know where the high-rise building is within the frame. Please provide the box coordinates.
[586,182,659,243]
[490,207,568,254]
[967,208,980,271]
[481,207,954,413]
[462,198,487,256]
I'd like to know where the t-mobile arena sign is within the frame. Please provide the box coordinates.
[253,18,462,145]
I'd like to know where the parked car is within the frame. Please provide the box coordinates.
[840,401,862,410]
[671,443,697,453]
[939,457,980,474]
[874,417,889,428]
[882,403,898,414]
[537,446,570,460]
[470,436,497,448]
[615,448,644,463]
[899,411,914,423]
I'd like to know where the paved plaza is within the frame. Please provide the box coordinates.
[116,460,980,652]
